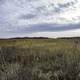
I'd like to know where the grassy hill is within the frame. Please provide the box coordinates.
[0,37,80,80]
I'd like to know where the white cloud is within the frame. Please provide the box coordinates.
[0,0,80,38]
[1,0,80,25]
[0,29,79,38]
[28,29,80,38]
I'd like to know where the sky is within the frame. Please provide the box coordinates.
[0,0,80,38]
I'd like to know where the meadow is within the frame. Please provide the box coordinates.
[0,37,80,80]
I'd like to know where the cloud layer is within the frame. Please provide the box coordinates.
[0,0,80,38]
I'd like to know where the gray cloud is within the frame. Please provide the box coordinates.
[25,24,80,32]
[0,0,4,4]
[19,14,37,20]
[0,0,80,38]
[7,23,80,34]
[58,1,76,8]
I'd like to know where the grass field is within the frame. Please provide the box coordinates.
[0,38,80,80]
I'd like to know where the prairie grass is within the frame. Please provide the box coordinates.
[0,38,80,80]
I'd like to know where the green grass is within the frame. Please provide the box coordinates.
[0,38,80,80]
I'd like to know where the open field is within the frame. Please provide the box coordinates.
[0,38,80,80]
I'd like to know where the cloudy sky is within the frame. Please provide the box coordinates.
[0,0,80,38]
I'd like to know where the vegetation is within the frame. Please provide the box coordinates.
[0,38,80,80]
